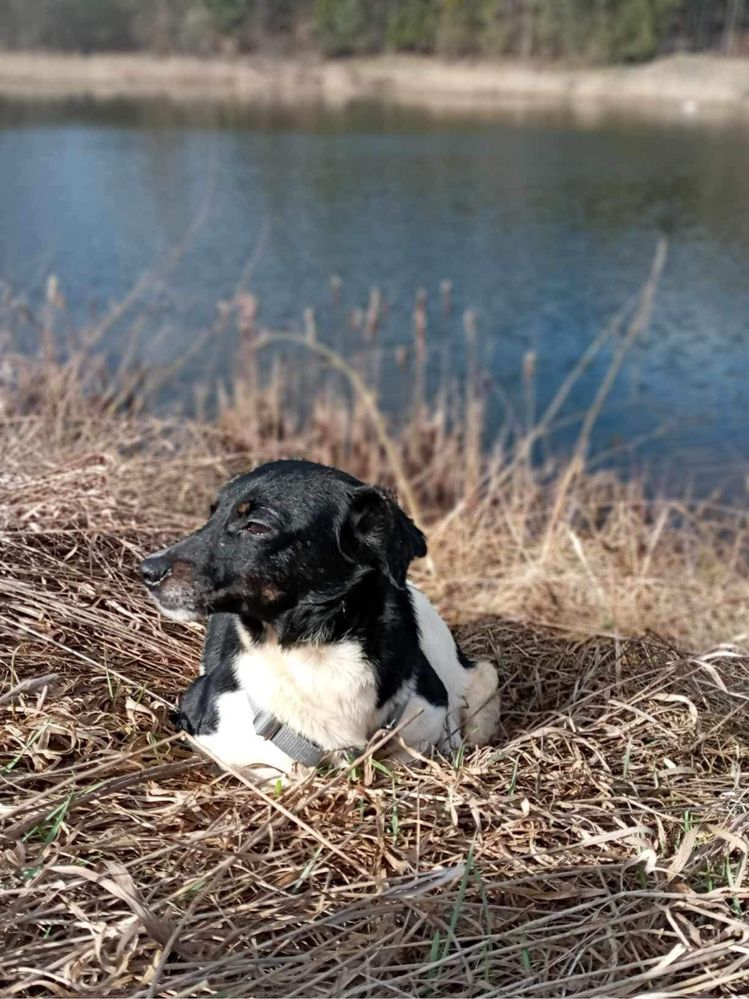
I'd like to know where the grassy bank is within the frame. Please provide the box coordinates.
[1,51,749,115]
[2,263,749,994]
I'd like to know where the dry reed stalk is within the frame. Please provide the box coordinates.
[463,309,482,498]
[412,288,428,431]
[247,330,425,533]
[543,238,669,556]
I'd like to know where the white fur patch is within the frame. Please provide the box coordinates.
[194,690,294,779]
[152,602,202,624]
[387,691,454,762]
[233,635,380,751]
[462,659,501,745]
[147,587,203,623]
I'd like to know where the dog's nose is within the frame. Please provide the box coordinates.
[139,555,171,588]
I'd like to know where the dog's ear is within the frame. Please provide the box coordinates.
[341,486,427,587]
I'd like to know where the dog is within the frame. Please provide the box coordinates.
[140,459,499,779]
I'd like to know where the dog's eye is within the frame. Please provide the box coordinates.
[244,521,271,536]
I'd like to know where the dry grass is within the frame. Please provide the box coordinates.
[2,272,749,995]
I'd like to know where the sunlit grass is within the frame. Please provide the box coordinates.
[2,247,749,995]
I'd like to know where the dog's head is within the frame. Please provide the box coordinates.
[139,459,426,624]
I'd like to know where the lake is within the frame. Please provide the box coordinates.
[1,96,748,494]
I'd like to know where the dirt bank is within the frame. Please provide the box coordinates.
[0,51,748,116]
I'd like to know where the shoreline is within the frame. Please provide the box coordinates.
[0,51,748,118]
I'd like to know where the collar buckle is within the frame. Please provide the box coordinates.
[253,710,283,742]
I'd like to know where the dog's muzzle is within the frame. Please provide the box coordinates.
[139,553,205,621]
[139,555,172,589]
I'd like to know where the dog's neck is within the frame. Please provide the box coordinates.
[236,571,421,707]
[239,570,406,643]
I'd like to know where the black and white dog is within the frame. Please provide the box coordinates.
[140,460,499,778]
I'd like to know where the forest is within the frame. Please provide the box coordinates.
[0,0,746,64]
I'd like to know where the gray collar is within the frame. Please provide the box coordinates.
[246,694,408,769]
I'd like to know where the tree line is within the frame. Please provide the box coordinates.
[0,0,746,63]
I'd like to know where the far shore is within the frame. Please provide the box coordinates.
[0,50,749,118]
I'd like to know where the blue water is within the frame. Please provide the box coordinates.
[1,97,748,492]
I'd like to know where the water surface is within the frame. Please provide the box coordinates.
[1,97,748,492]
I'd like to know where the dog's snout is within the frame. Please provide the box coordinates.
[140,555,171,588]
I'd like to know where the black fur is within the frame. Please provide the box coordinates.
[201,612,243,675]
[414,651,449,708]
[141,459,471,732]
[457,645,476,671]
[170,674,219,735]
[169,614,242,734]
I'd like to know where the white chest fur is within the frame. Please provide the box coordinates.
[233,636,381,751]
